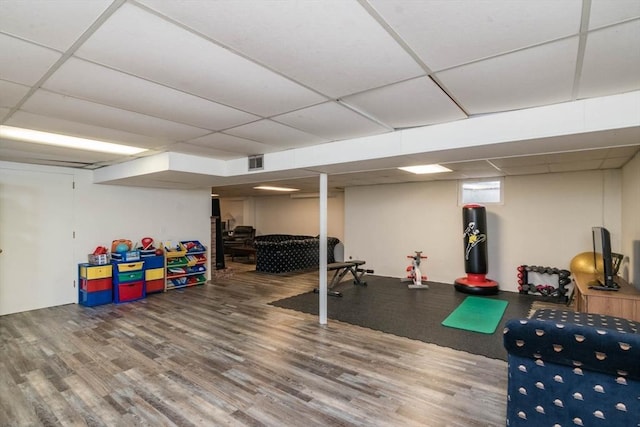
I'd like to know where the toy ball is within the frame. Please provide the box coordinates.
[570,252,602,274]
[115,243,130,253]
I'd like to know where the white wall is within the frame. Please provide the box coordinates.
[621,151,640,289]
[252,194,345,239]
[0,161,211,314]
[345,170,623,292]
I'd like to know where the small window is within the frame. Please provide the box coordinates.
[459,178,504,205]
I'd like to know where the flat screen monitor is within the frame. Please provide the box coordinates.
[592,226,618,289]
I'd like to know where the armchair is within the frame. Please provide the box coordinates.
[223,226,255,251]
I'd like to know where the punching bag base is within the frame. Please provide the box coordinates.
[454,276,499,295]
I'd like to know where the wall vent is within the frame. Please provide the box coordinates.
[248,154,264,171]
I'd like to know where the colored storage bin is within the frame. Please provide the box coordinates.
[145,268,164,281]
[115,281,144,303]
[146,279,165,293]
[111,250,141,262]
[142,255,165,269]
[167,256,188,267]
[79,264,112,280]
[79,289,112,307]
[80,277,111,292]
[115,262,144,272]
[116,270,143,282]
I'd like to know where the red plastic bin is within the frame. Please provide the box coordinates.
[145,279,165,294]
[115,281,144,303]
[81,277,112,292]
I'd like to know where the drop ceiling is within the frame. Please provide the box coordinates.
[1,0,639,197]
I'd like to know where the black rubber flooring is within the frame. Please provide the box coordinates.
[270,275,554,361]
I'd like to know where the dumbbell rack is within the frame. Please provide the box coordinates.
[517,264,572,303]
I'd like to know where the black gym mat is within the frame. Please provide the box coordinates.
[270,275,552,361]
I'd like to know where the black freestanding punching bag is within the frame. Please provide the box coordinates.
[454,204,499,294]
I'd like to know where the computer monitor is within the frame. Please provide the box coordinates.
[592,226,618,289]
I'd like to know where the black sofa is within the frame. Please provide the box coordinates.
[254,234,340,273]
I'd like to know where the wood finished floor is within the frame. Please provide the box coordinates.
[0,260,508,426]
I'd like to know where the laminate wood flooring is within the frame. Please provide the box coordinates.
[0,262,508,426]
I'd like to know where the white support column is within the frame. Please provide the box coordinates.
[319,173,328,325]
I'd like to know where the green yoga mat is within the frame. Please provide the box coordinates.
[441,296,508,334]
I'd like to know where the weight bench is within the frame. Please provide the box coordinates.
[314,260,374,297]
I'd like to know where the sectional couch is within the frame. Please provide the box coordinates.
[254,234,340,273]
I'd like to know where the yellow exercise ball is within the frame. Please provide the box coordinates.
[570,251,603,274]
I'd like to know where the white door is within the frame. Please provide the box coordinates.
[0,166,75,315]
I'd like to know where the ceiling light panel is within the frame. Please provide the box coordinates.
[0,0,112,51]
[74,3,326,116]
[21,90,210,141]
[0,35,61,86]
[435,37,578,115]
[139,0,424,98]
[342,77,467,129]
[273,102,390,140]
[43,58,259,130]
[225,120,327,148]
[578,21,640,99]
[369,0,581,71]
[0,137,118,163]
[589,0,640,29]
[6,111,166,149]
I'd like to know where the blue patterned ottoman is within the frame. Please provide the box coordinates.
[503,308,639,426]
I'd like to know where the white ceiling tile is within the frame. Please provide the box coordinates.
[21,90,210,141]
[549,160,603,172]
[43,58,259,130]
[436,38,579,114]
[0,0,112,51]
[0,79,30,108]
[601,157,630,168]
[6,111,167,149]
[342,77,467,129]
[0,107,11,121]
[74,3,325,116]
[578,21,640,99]
[273,102,390,141]
[589,0,640,29]
[0,34,60,85]
[164,142,245,161]
[187,133,279,156]
[139,0,424,98]
[369,0,581,71]
[500,165,551,175]
[225,120,327,148]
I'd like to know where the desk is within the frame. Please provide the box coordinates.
[572,271,640,321]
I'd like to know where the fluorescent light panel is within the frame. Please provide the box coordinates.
[253,185,300,192]
[0,126,147,155]
[398,164,452,174]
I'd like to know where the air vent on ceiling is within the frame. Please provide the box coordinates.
[248,154,264,171]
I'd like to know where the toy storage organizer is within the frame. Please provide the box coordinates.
[112,260,145,303]
[165,240,208,291]
[78,264,113,306]
[143,254,165,293]
[78,239,207,306]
